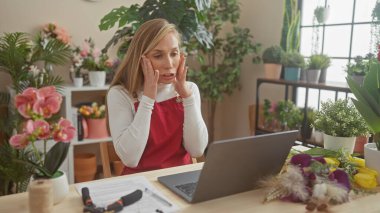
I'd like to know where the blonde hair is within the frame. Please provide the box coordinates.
[110,18,181,98]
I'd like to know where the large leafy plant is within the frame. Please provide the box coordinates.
[187,0,261,142]
[347,61,380,150]
[98,0,213,55]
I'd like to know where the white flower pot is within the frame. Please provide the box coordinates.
[88,71,106,87]
[30,170,69,205]
[323,133,356,154]
[73,77,83,87]
[364,143,380,184]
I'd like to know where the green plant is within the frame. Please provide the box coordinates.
[282,51,305,68]
[372,1,380,21]
[345,55,375,76]
[307,54,329,70]
[281,0,300,52]
[314,6,327,24]
[262,45,284,64]
[99,0,212,55]
[276,100,302,130]
[187,0,261,142]
[313,99,370,137]
[319,54,331,69]
[347,60,380,150]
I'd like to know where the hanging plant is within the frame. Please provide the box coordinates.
[372,1,380,21]
[314,6,329,24]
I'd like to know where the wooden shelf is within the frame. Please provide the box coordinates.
[72,137,112,146]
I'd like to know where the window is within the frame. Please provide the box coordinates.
[296,0,378,108]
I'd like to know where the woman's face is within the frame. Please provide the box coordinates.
[145,32,180,84]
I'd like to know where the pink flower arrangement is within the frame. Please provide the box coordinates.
[10,86,75,178]
[42,23,71,44]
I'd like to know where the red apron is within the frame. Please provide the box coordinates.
[122,97,192,175]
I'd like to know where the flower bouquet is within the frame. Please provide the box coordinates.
[262,148,378,211]
[10,86,76,178]
[79,102,108,139]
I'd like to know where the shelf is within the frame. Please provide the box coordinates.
[63,84,110,92]
[72,137,112,146]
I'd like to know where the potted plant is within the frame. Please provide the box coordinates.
[345,55,374,85]
[347,60,380,184]
[305,54,326,83]
[282,52,305,81]
[262,45,284,79]
[314,6,330,24]
[74,38,114,87]
[313,99,369,154]
[318,54,331,83]
[79,102,108,139]
[276,100,302,131]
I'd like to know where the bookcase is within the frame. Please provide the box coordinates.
[62,85,112,184]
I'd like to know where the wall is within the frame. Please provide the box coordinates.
[213,0,285,140]
[0,0,285,141]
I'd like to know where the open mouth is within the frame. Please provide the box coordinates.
[161,73,175,78]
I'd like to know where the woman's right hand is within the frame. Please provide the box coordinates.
[141,56,159,99]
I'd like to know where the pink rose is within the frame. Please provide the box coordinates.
[9,133,30,149]
[15,87,38,118]
[53,118,75,142]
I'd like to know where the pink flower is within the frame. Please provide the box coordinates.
[15,88,38,118]
[32,86,62,118]
[269,103,277,113]
[92,48,101,59]
[53,118,75,142]
[25,119,50,139]
[105,59,114,68]
[9,133,30,149]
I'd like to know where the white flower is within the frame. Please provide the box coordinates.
[28,65,40,76]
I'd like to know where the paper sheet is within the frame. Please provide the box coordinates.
[75,176,179,213]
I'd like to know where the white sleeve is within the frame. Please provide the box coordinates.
[182,82,209,157]
[107,86,154,167]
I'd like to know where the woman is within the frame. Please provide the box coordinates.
[107,18,208,175]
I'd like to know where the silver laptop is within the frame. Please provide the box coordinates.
[158,130,298,203]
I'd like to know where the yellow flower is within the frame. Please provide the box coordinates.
[351,157,365,168]
[357,167,378,177]
[354,172,378,189]
[324,157,340,167]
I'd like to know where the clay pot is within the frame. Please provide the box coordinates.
[86,118,109,139]
[74,153,97,183]
[112,161,124,176]
[354,136,368,154]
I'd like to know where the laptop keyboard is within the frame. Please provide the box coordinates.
[175,182,197,197]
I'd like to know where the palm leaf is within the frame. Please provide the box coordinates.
[30,36,71,65]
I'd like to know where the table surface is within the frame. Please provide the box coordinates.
[1,163,380,213]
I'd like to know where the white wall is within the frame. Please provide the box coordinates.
[0,0,285,140]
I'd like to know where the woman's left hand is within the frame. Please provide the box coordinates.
[174,53,191,98]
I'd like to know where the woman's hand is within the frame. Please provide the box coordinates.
[174,54,191,98]
[141,56,159,99]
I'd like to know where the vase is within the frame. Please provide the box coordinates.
[323,133,356,154]
[88,71,106,87]
[74,153,97,183]
[30,170,69,205]
[364,143,380,184]
[86,118,109,139]
[73,77,83,87]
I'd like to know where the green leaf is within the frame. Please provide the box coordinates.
[99,6,133,31]
[352,99,380,132]
[347,76,380,116]
[194,0,212,11]
[303,147,338,158]
[44,142,70,176]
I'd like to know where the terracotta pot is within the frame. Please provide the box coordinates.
[263,63,282,79]
[354,136,368,154]
[86,118,109,139]
[112,161,124,176]
[74,153,97,183]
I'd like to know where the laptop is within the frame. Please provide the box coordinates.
[157,130,298,203]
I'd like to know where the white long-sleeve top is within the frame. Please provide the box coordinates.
[107,82,208,168]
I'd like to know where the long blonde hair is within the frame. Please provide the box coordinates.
[110,18,181,98]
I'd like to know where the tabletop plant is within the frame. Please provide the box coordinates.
[307,54,329,70]
[282,52,305,68]
[313,99,369,138]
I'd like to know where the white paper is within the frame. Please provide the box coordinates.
[75,176,179,213]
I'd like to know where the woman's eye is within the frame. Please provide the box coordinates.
[171,52,178,57]
[153,55,162,59]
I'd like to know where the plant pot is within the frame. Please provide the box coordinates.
[301,124,313,140]
[319,68,327,83]
[364,143,380,184]
[74,153,97,183]
[112,160,124,176]
[306,69,321,83]
[263,63,282,79]
[30,170,69,205]
[354,136,368,154]
[86,118,109,139]
[73,77,83,87]
[351,75,365,86]
[323,133,356,154]
[284,67,300,81]
[88,71,106,87]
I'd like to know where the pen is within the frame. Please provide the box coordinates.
[144,187,172,207]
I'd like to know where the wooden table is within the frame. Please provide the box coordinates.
[1,163,379,212]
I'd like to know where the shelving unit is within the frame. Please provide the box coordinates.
[62,84,112,184]
[255,78,351,146]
